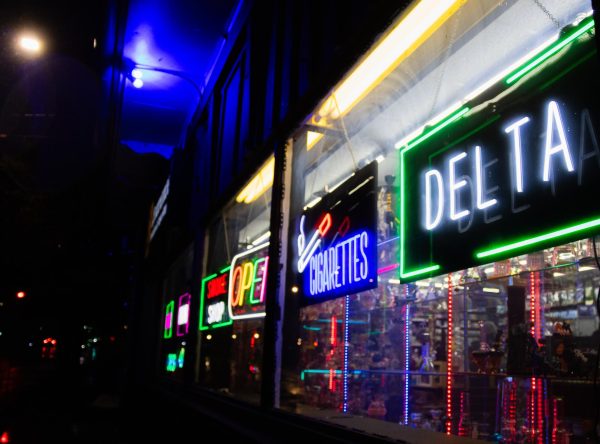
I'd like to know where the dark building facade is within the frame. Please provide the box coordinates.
[134,1,600,442]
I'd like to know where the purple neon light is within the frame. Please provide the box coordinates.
[342,295,350,413]
[377,263,399,274]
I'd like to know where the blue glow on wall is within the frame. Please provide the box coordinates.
[119,0,238,157]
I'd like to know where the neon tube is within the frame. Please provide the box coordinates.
[446,273,453,435]
[475,217,600,259]
[378,263,399,275]
[404,298,410,425]
[342,295,350,413]
[396,107,469,151]
[176,293,191,337]
[164,300,174,339]
[320,0,466,123]
[235,157,274,204]
[505,16,594,85]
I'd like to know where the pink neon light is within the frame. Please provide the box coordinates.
[165,313,172,330]
[176,293,191,337]
[317,213,332,236]
[446,273,453,435]
[377,263,399,275]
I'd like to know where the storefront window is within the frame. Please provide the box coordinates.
[282,0,598,441]
[160,246,194,380]
[196,156,273,403]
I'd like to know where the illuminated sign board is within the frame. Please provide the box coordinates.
[199,267,233,330]
[400,23,600,279]
[296,162,377,303]
[228,243,269,320]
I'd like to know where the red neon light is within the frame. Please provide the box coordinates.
[446,273,453,435]
[508,380,517,442]
[337,216,350,237]
[329,368,335,391]
[207,273,228,299]
[537,378,543,444]
[330,316,337,346]
[0,431,9,443]
[552,398,558,444]
[250,336,256,349]
[377,263,399,275]
[317,213,332,236]
[529,378,536,441]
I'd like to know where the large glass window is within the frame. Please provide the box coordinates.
[196,156,273,404]
[281,0,597,441]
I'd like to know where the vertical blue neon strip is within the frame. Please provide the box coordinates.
[404,302,410,425]
[343,295,350,413]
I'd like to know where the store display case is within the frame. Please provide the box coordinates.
[293,239,600,441]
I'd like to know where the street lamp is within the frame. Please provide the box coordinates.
[17,33,44,56]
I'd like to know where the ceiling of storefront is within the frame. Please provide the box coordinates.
[119,0,238,158]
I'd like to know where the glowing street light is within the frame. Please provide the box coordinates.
[16,291,26,299]
[18,34,43,55]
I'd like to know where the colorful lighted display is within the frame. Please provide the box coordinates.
[176,293,191,336]
[164,300,174,339]
[199,267,232,330]
[297,163,377,303]
[228,243,269,320]
[177,347,185,368]
[399,17,600,280]
[166,353,177,372]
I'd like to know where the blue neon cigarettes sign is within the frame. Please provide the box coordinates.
[297,162,378,303]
